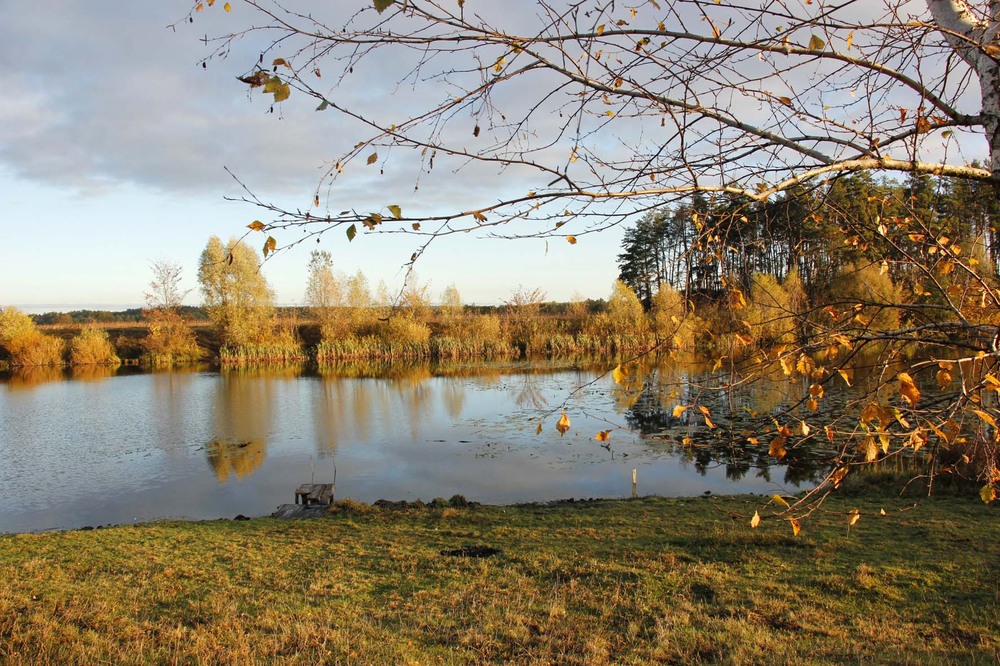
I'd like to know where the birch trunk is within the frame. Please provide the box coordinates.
[928,0,1000,181]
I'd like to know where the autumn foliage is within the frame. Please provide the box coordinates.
[0,307,65,367]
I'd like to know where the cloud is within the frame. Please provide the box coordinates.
[0,3,338,195]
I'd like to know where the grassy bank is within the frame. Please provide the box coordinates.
[1,495,998,664]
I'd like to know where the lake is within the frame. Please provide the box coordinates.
[0,359,829,533]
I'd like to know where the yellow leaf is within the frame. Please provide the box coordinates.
[596,24,605,36]
[809,383,825,399]
[800,421,811,436]
[789,518,802,537]
[808,34,825,50]
[861,436,879,462]
[730,287,747,310]
[980,484,996,504]
[778,96,793,107]
[247,220,266,232]
[769,437,787,460]
[595,430,611,442]
[367,152,378,165]
[898,372,921,406]
[747,436,759,445]
[846,30,854,49]
[703,415,717,429]
[387,204,402,219]
[825,425,835,442]
[556,411,571,435]
[272,58,290,69]
[566,236,577,245]
[838,369,852,387]
[750,511,761,528]
[224,1,231,10]
[806,398,818,412]
[536,421,543,435]
[195,3,204,11]
[612,364,628,384]
[848,509,861,526]
[972,409,998,428]
[411,223,421,231]
[262,235,277,258]
[672,405,688,418]
[907,428,927,452]
[772,494,790,508]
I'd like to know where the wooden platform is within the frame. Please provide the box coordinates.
[295,483,334,506]
[271,503,328,519]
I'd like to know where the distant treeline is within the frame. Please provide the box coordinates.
[31,307,203,326]
[29,301,610,327]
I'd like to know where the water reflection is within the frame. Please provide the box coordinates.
[70,365,118,382]
[4,366,66,389]
[1,358,840,533]
[206,437,266,482]
[208,368,285,480]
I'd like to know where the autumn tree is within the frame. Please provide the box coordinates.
[198,236,304,364]
[0,307,64,367]
[142,260,201,366]
[182,1,1000,515]
[304,249,344,337]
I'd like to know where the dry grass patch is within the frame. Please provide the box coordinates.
[0,496,998,664]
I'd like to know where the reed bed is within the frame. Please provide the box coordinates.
[219,341,308,367]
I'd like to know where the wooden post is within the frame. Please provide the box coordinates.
[632,468,637,498]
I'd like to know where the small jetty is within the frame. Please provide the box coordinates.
[271,483,335,519]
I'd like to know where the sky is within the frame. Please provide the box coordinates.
[0,2,625,311]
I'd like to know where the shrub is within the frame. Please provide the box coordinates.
[745,272,801,346]
[828,262,903,332]
[142,308,202,367]
[650,283,700,352]
[69,327,121,366]
[0,307,65,367]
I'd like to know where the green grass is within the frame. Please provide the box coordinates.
[0,495,997,664]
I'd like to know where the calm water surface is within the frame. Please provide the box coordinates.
[0,361,818,533]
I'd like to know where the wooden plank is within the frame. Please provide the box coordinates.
[295,483,317,505]
[313,484,334,505]
[295,483,334,506]
[271,504,327,519]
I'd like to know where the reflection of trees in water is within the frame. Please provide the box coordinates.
[207,370,278,480]
[313,376,345,454]
[514,375,548,410]
[150,370,199,452]
[3,366,67,389]
[206,437,266,481]
[624,367,832,487]
[391,376,433,441]
[70,366,118,382]
[441,378,466,420]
